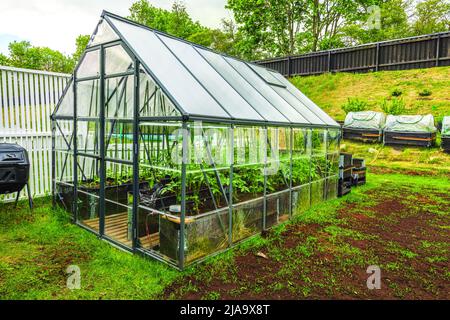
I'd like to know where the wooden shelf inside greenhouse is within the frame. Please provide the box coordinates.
[83,213,159,249]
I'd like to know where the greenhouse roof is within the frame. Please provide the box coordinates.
[60,11,339,127]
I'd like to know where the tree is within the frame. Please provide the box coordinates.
[412,0,450,35]
[4,41,75,73]
[73,34,90,63]
[341,0,412,45]
[129,0,205,39]
[128,0,239,56]
[227,0,307,59]
[0,53,9,66]
[227,0,376,59]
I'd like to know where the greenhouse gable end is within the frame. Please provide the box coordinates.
[51,11,341,269]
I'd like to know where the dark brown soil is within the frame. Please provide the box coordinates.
[369,166,450,178]
[164,182,450,300]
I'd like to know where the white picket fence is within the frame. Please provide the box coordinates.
[0,65,70,202]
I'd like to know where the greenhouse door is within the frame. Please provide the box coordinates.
[101,43,138,249]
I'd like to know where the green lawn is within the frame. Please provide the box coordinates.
[0,198,177,299]
[1,170,448,299]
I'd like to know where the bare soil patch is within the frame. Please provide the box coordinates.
[164,182,450,300]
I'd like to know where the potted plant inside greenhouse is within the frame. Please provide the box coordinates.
[51,11,341,270]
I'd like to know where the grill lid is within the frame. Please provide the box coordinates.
[0,144,26,163]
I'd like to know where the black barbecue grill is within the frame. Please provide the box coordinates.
[0,143,33,208]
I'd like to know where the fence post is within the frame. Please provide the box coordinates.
[287,56,291,77]
[375,43,380,72]
[436,34,441,67]
[328,51,332,73]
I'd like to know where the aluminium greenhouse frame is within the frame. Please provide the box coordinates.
[51,11,341,270]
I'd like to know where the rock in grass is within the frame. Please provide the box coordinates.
[256,252,269,259]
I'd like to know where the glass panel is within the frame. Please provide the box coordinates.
[105,121,133,161]
[76,79,100,118]
[76,155,101,231]
[271,86,325,125]
[185,122,231,215]
[265,127,291,228]
[197,48,289,123]
[54,80,74,117]
[139,69,181,118]
[311,179,325,206]
[55,119,74,153]
[270,71,339,127]
[327,129,340,178]
[312,145,327,182]
[182,122,232,264]
[137,122,183,265]
[88,19,119,47]
[108,17,229,119]
[185,208,229,264]
[325,176,338,200]
[160,35,263,122]
[77,120,100,155]
[312,129,327,155]
[291,128,310,216]
[232,198,263,243]
[225,57,309,124]
[247,63,285,87]
[292,128,310,187]
[76,50,100,79]
[311,129,326,205]
[105,75,134,120]
[292,184,310,216]
[54,119,75,213]
[105,45,134,76]
[104,162,134,247]
[232,126,265,242]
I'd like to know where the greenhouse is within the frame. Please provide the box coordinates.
[51,11,340,269]
[383,114,437,147]
[342,111,386,142]
[442,116,450,152]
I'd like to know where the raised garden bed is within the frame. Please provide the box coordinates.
[384,131,436,147]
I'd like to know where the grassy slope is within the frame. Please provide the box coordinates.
[290,66,450,122]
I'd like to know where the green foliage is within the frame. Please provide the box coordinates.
[418,88,432,97]
[0,53,9,65]
[413,0,450,35]
[341,98,368,114]
[342,0,413,45]
[128,0,238,56]
[227,0,372,59]
[4,41,75,73]
[73,34,90,63]
[380,97,406,115]
[390,87,403,97]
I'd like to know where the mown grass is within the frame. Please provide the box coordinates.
[290,66,450,122]
[0,197,177,299]
[340,140,450,176]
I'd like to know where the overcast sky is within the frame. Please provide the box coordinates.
[0,0,230,55]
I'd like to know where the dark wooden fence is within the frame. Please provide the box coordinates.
[255,32,450,77]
